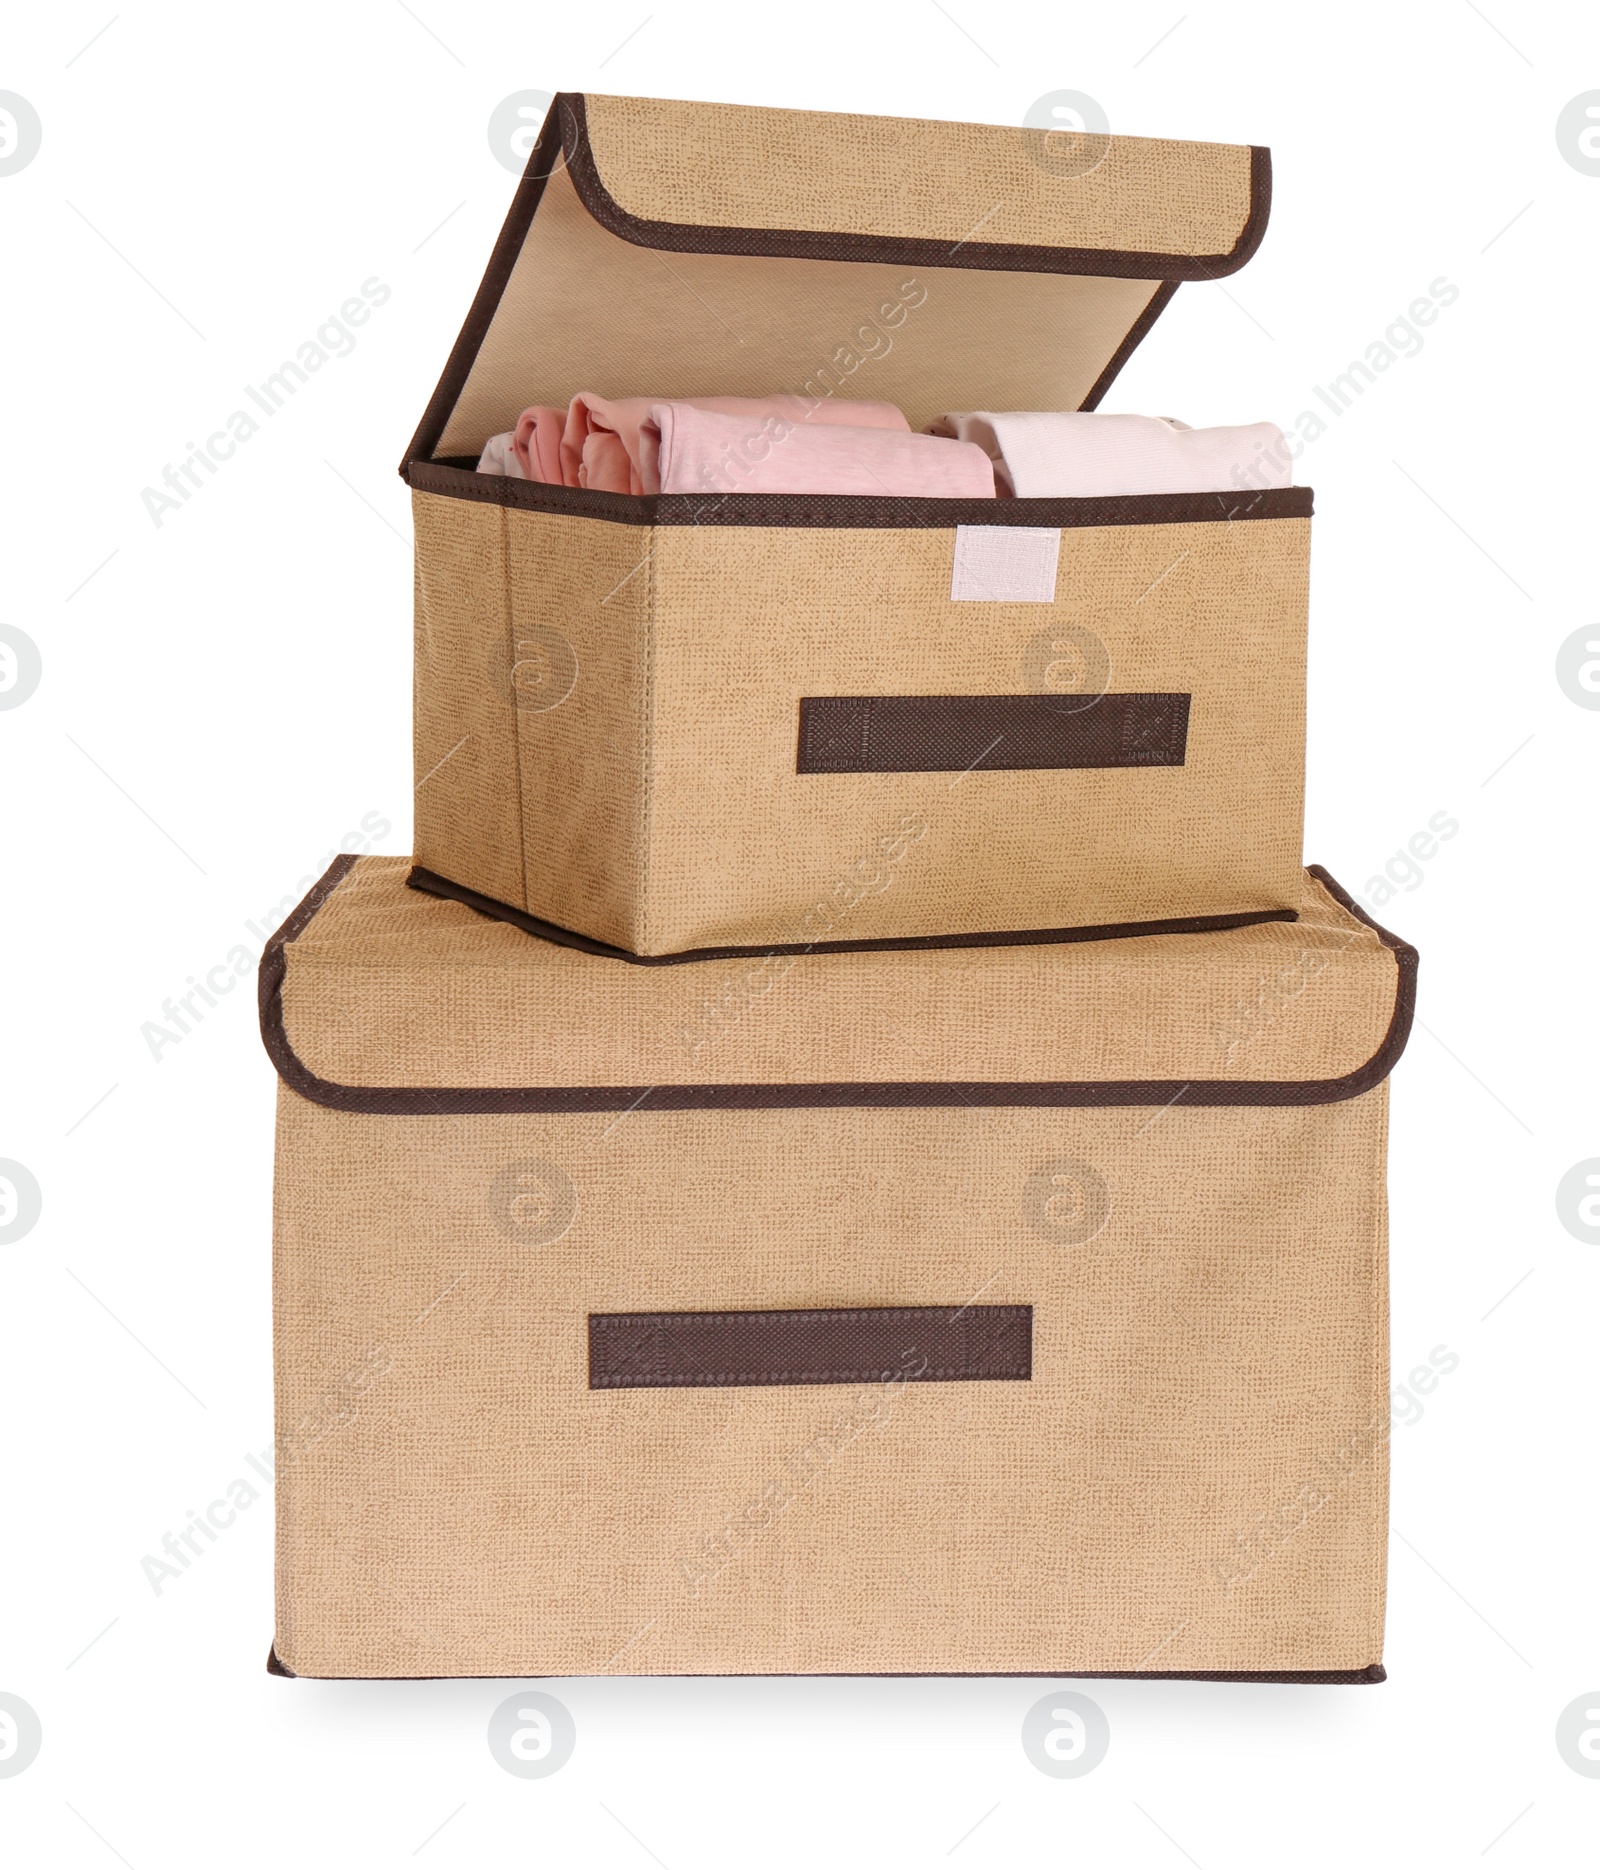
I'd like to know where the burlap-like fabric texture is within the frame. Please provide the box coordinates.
[436,165,1165,453]
[435,80,1263,454]
[268,860,1400,1679]
[411,493,1309,956]
[411,492,525,911]
[282,858,1392,1090]
[273,1094,1389,1680]
[582,92,1257,255]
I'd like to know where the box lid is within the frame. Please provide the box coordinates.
[260,858,1414,1113]
[405,92,1271,471]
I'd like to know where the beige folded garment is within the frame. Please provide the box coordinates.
[928,411,1292,497]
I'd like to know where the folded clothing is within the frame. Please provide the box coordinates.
[474,399,1284,500]
[475,431,525,478]
[475,407,568,481]
[514,405,567,482]
[928,411,1292,498]
[474,394,989,498]
[565,393,912,494]
[652,405,995,498]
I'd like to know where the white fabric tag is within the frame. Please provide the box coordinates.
[950,526,1062,603]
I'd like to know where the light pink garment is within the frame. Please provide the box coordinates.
[652,406,996,499]
[512,405,568,482]
[928,411,1292,497]
[565,393,911,494]
[475,432,525,478]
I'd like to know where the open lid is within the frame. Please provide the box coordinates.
[404,92,1271,473]
[261,860,1414,1114]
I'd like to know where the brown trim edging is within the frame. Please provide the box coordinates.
[405,863,1296,965]
[589,1305,1032,1389]
[400,95,1273,478]
[560,94,1272,283]
[266,1643,1384,1684]
[403,458,1313,531]
[399,101,567,476]
[1081,279,1180,411]
[258,858,1417,1115]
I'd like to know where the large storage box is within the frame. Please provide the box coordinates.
[402,92,1311,962]
[262,855,1414,1680]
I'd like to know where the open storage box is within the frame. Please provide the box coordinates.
[402,92,1311,962]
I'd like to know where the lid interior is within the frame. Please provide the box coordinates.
[409,93,1270,470]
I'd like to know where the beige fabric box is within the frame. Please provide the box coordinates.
[402,92,1310,962]
[261,855,1414,1681]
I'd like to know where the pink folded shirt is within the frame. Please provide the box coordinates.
[475,409,566,481]
[475,393,991,498]
[478,394,909,490]
[513,405,567,482]
[564,393,911,494]
[651,405,995,498]
[928,411,1292,497]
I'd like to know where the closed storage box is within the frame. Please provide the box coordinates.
[262,855,1414,1680]
[404,92,1311,962]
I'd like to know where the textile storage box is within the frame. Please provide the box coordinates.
[402,92,1312,962]
[262,855,1415,1680]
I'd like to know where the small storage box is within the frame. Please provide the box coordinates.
[403,92,1311,962]
[262,856,1413,1680]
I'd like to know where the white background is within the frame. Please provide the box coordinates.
[2,0,1596,1861]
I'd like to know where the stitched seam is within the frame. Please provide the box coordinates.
[1369,1084,1386,1665]
[637,524,657,953]
[266,865,1410,1111]
[590,1306,1032,1384]
[591,1366,1030,1386]
[594,1309,1030,1325]
[565,94,1265,278]
[404,462,1314,530]
[593,1306,1031,1327]
[503,504,532,915]
[802,697,1191,773]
